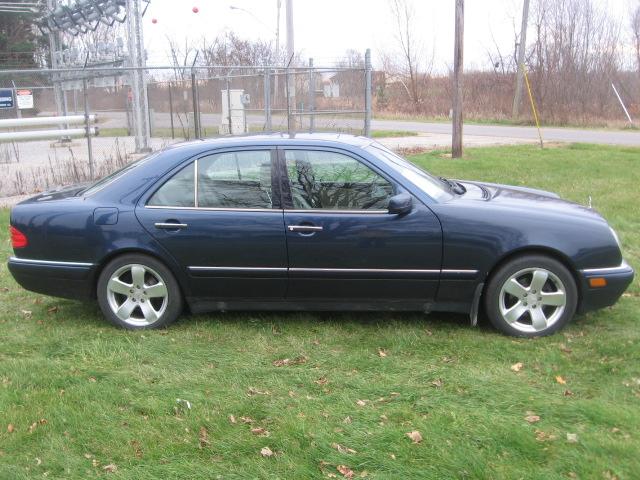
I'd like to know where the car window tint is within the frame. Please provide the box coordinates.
[285,150,393,210]
[147,163,195,207]
[197,151,273,209]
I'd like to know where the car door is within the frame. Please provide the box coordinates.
[279,146,442,303]
[136,147,288,300]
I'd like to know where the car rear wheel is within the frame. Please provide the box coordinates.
[97,254,183,329]
[485,254,577,337]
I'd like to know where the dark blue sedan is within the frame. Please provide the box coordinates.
[7,134,634,336]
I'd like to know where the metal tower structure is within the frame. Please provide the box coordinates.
[38,0,151,152]
[125,0,150,152]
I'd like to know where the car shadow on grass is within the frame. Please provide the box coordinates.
[47,296,497,336]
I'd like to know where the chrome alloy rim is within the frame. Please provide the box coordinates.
[106,264,168,326]
[498,267,567,333]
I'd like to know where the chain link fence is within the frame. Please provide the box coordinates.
[0,60,372,198]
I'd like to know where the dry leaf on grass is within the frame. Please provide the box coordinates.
[555,375,567,385]
[240,416,255,424]
[102,464,117,473]
[343,416,352,424]
[260,446,274,457]
[314,377,328,386]
[228,414,237,424]
[377,348,388,358]
[47,306,59,314]
[431,379,443,388]
[511,362,524,372]
[251,427,269,436]
[7,424,14,433]
[525,414,541,424]
[559,343,572,354]
[272,356,308,367]
[331,443,357,454]
[535,429,557,442]
[130,440,143,458]
[21,310,32,318]
[406,431,423,444]
[564,389,574,396]
[247,387,270,396]
[198,426,210,448]
[27,418,47,433]
[356,399,367,407]
[337,465,355,478]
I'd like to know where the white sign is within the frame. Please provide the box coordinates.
[16,89,34,110]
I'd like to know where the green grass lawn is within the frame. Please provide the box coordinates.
[1,144,639,479]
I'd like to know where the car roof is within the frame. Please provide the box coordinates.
[162,132,375,154]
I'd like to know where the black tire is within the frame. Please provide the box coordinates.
[97,253,183,329]
[484,254,578,337]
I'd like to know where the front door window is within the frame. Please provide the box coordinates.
[285,150,393,210]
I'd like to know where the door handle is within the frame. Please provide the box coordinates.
[288,225,323,232]
[155,222,188,230]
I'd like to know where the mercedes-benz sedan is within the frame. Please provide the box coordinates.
[7,134,634,336]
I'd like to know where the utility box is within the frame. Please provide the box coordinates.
[220,89,247,135]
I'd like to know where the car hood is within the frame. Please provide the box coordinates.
[456,180,606,224]
[18,182,90,205]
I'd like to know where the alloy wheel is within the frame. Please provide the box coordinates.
[498,267,567,333]
[106,263,169,327]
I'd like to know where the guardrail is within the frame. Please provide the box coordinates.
[0,113,99,178]
[0,114,99,142]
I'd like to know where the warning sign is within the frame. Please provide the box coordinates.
[16,89,34,109]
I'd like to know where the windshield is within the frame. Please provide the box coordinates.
[80,152,159,196]
[365,143,453,201]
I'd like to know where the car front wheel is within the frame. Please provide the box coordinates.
[97,254,183,329]
[485,254,578,337]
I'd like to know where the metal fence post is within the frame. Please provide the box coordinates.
[286,66,293,135]
[168,81,175,139]
[308,58,315,133]
[264,68,272,131]
[191,70,200,139]
[226,75,233,134]
[364,48,372,137]
[82,78,94,179]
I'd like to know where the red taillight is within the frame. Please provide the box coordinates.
[10,226,28,248]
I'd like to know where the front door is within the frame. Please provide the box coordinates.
[280,147,442,303]
[136,148,288,300]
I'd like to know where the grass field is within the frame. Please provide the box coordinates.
[0,144,638,479]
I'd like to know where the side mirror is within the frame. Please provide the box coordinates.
[388,193,412,215]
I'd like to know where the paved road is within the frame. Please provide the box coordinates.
[70,110,640,146]
[370,119,640,146]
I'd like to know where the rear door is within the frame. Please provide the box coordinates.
[279,147,442,303]
[136,147,288,300]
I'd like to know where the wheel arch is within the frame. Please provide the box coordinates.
[481,246,583,308]
[90,248,189,301]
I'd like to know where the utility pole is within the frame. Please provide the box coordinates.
[273,0,281,106]
[452,0,464,158]
[286,0,295,129]
[512,0,530,119]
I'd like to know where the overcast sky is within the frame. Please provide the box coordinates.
[142,0,632,70]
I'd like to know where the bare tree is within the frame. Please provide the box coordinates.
[384,0,432,111]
